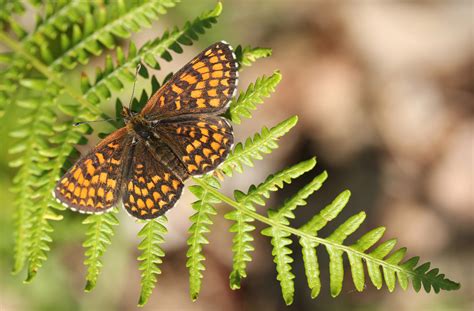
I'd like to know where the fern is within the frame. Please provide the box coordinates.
[229,71,282,124]
[83,209,119,291]
[2,1,460,308]
[137,217,168,306]
[261,171,328,304]
[187,184,221,300]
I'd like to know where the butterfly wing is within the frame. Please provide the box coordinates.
[141,41,239,118]
[122,140,188,219]
[54,128,131,214]
[156,115,233,176]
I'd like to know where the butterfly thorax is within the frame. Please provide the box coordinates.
[126,114,157,141]
[120,107,154,140]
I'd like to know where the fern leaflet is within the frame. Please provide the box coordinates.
[137,217,168,306]
[82,209,119,291]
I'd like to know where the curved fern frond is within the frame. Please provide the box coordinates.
[82,209,119,291]
[27,0,92,48]
[219,116,298,177]
[9,97,50,274]
[225,158,316,289]
[81,3,223,106]
[193,151,459,305]
[0,1,91,116]
[48,0,179,71]
[186,184,221,300]
[235,45,272,68]
[261,171,328,304]
[229,71,282,124]
[299,190,350,298]
[137,217,168,306]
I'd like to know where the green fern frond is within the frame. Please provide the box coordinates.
[0,1,91,116]
[225,158,316,289]
[82,3,223,106]
[194,156,459,304]
[47,0,179,71]
[137,217,168,306]
[261,171,328,304]
[186,184,221,301]
[9,97,50,274]
[229,71,282,124]
[27,0,92,47]
[219,116,297,177]
[299,190,350,298]
[82,209,119,292]
[235,45,272,68]
[7,94,71,278]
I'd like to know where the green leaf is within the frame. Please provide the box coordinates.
[219,116,298,177]
[83,210,119,291]
[229,71,282,124]
[186,185,220,301]
[236,45,272,67]
[137,217,168,306]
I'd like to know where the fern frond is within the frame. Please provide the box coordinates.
[236,45,272,68]
[229,71,282,124]
[27,0,92,47]
[219,116,298,177]
[195,156,459,305]
[9,97,49,274]
[47,0,179,71]
[225,158,316,289]
[81,3,223,106]
[0,1,91,116]
[299,190,350,298]
[82,209,119,291]
[7,95,69,278]
[186,184,221,300]
[261,171,328,305]
[137,217,168,306]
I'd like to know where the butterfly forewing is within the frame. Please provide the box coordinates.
[141,41,239,118]
[54,128,131,213]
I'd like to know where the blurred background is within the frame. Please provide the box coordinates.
[1,0,472,310]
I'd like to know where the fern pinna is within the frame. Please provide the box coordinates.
[1,1,459,307]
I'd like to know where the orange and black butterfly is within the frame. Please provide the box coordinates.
[53,41,238,219]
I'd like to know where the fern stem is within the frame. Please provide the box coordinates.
[194,178,418,279]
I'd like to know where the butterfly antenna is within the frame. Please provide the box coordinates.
[128,63,142,111]
[73,118,118,126]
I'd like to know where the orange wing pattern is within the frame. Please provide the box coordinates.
[122,141,187,219]
[53,128,130,214]
[54,42,238,220]
[141,41,239,118]
[157,116,233,176]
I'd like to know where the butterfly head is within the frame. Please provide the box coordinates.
[121,106,136,120]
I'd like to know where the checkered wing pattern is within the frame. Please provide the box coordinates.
[54,128,130,214]
[141,41,239,118]
[122,141,187,219]
[157,115,233,176]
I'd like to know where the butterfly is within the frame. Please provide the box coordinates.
[53,41,238,219]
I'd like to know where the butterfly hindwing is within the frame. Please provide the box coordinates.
[156,115,234,176]
[122,141,186,219]
[141,41,239,118]
[54,128,130,214]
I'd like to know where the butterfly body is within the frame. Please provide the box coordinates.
[54,41,238,219]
